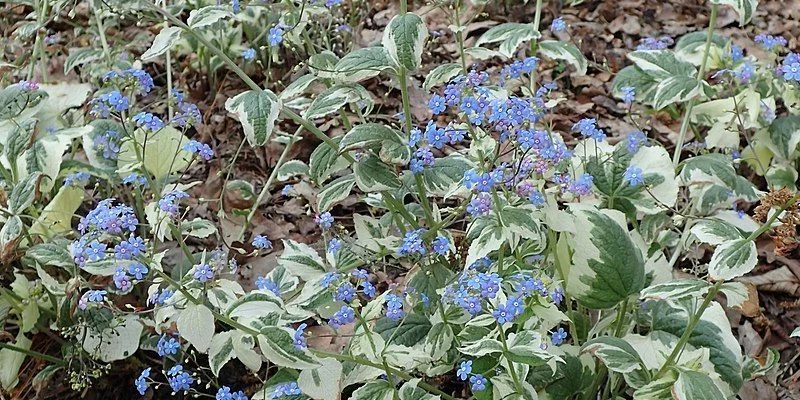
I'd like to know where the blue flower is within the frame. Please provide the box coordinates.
[429,94,446,114]
[281,185,293,196]
[362,281,376,298]
[329,305,355,328]
[572,118,605,141]
[779,53,800,81]
[466,193,492,217]
[636,36,673,50]
[271,382,302,398]
[529,190,545,206]
[351,268,368,280]
[328,238,343,254]
[424,121,447,149]
[216,386,248,400]
[256,276,281,295]
[173,102,202,127]
[456,360,472,380]
[157,334,180,356]
[268,26,284,46]
[321,272,339,288]
[432,236,450,255]
[551,288,564,305]
[385,293,405,321]
[550,17,566,32]
[64,171,90,186]
[623,166,644,187]
[315,212,334,229]
[551,327,568,345]
[133,112,165,131]
[335,282,356,303]
[193,264,214,283]
[123,173,148,187]
[158,190,189,217]
[492,302,515,324]
[293,323,308,350]
[168,369,194,392]
[252,235,273,249]
[620,86,635,104]
[183,140,214,160]
[730,44,743,62]
[568,174,593,196]
[755,34,787,51]
[469,374,487,391]
[409,128,421,147]
[398,229,426,256]
[127,262,149,280]
[626,130,647,153]
[85,240,107,261]
[134,367,150,395]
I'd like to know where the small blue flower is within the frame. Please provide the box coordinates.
[328,238,342,254]
[133,112,165,131]
[636,36,673,50]
[242,48,256,60]
[193,264,214,283]
[620,86,635,105]
[469,374,487,391]
[256,276,281,296]
[429,94,446,114]
[252,235,273,249]
[157,334,180,356]
[529,190,545,206]
[398,229,426,256]
[268,26,284,46]
[456,360,472,380]
[135,367,150,395]
[329,305,355,328]
[335,282,356,303]
[351,268,368,280]
[362,281,376,298]
[623,166,645,187]
[293,323,308,350]
[64,171,90,186]
[183,140,214,160]
[315,212,334,229]
[127,262,149,280]
[730,44,743,62]
[271,381,302,398]
[216,386,249,400]
[281,185,293,196]
[755,34,787,51]
[550,17,566,32]
[551,327,568,345]
[626,130,647,153]
[432,236,450,255]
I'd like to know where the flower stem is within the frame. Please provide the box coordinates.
[671,3,718,165]
[0,341,65,365]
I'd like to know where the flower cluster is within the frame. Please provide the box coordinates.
[90,90,129,117]
[636,36,674,50]
[184,140,214,160]
[94,129,122,160]
[172,91,203,128]
[103,68,155,94]
[779,53,800,82]
[754,34,787,51]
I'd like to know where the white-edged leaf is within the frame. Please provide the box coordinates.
[63,48,103,74]
[710,0,758,26]
[583,336,645,374]
[279,74,317,101]
[476,23,540,58]
[141,26,182,62]
[278,239,328,281]
[652,75,704,110]
[277,160,309,181]
[177,303,215,353]
[82,314,142,362]
[225,89,282,147]
[334,47,393,83]
[209,331,236,376]
[673,369,727,400]
[187,6,232,29]
[304,84,372,120]
[117,126,192,180]
[317,174,356,212]
[640,278,711,301]
[382,13,428,71]
[539,40,587,75]
[309,137,349,183]
[298,358,343,400]
[708,239,757,281]
[690,218,743,245]
[353,155,401,192]
[423,63,462,91]
[257,326,320,369]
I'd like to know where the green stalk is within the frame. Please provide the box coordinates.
[656,192,800,378]
[671,3,718,165]
[238,127,303,240]
[498,327,525,395]
[0,342,65,365]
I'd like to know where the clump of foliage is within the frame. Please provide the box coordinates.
[1,0,799,399]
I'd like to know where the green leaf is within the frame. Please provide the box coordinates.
[225,89,282,147]
[423,63,462,91]
[187,6,232,29]
[279,74,317,101]
[208,331,236,376]
[417,154,474,197]
[476,23,541,58]
[708,239,757,281]
[26,243,73,268]
[9,172,41,214]
[459,337,504,357]
[354,155,401,192]
[304,84,372,120]
[181,218,217,239]
[710,0,758,26]
[226,291,282,319]
[309,51,340,79]
[309,137,349,183]
[278,239,328,281]
[0,216,23,254]
[29,185,84,236]
[640,278,710,301]
[765,163,798,189]
[652,75,704,110]
[373,314,432,346]
[673,369,727,400]
[276,160,309,181]
[583,336,645,373]
[627,50,696,80]
[351,380,395,400]
[177,303,215,353]
[317,174,356,212]
[611,65,658,104]
[4,118,35,163]
[690,218,744,245]
[0,334,29,390]
[340,123,408,164]
[538,40,587,75]
[63,48,104,74]
[298,358,343,400]
[422,322,453,360]
[382,13,428,71]
[257,326,320,369]
[675,31,728,66]
[768,115,800,159]
[141,26,182,62]
[334,47,393,83]
[651,301,743,391]
[398,379,438,400]
[117,126,192,181]
[505,330,552,366]
[567,207,645,309]
[465,216,505,268]
[82,314,142,362]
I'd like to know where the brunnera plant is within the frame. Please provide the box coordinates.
[1,0,799,399]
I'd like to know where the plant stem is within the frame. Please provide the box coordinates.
[497,326,526,396]
[671,3,718,165]
[0,341,65,365]
[238,127,302,240]
[612,297,629,338]
[94,7,113,66]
